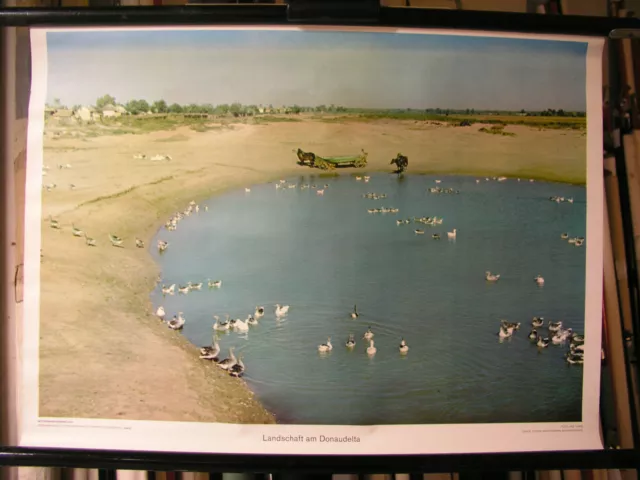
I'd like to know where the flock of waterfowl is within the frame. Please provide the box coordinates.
[497,317,586,365]
[148,173,586,384]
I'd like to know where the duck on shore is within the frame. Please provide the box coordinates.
[229,355,245,377]
[156,306,165,321]
[167,312,185,330]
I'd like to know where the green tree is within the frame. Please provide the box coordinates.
[152,100,168,113]
[168,103,183,114]
[96,94,116,110]
[125,99,150,115]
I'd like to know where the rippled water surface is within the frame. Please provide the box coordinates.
[150,173,587,425]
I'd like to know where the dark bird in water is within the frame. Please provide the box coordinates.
[351,305,359,319]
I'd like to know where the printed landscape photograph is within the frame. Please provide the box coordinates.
[26,27,601,438]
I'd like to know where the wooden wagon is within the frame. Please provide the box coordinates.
[295,148,368,170]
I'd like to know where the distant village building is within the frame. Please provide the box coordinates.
[53,109,73,119]
[75,106,96,121]
[101,104,120,118]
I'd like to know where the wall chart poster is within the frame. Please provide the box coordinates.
[18,26,605,455]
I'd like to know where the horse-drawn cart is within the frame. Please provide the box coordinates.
[295,148,368,170]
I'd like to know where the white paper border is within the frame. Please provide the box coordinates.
[19,26,605,455]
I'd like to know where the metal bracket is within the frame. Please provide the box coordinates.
[285,0,380,23]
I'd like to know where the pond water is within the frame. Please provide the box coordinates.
[150,173,587,425]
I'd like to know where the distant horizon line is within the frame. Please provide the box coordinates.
[45,101,587,114]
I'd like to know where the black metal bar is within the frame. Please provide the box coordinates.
[0,448,639,473]
[0,5,639,35]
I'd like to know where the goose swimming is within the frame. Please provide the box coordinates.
[156,306,165,321]
[161,283,175,295]
[561,233,569,239]
[208,279,222,288]
[528,329,537,340]
[229,355,245,377]
[135,238,145,248]
[536,336,550,348]
[447,228,457,239]
[363,327,374,340]
[414,229,425,235]
[351,305,359,319]
[275,304,290,317]
[548,321,563,333]
[432,233,440,240]
[108,234,124,248]
[178,285,190,294]
[498,326,512,339]
[254,306,265,319]
[247,315,259,326]
[345,334,356,348]
[157,240,169,252]
[571,333,585,344]
[199,336,220,361]
[188,282,203,290]
[566,354,584,365]
[233,318,250,332]
[168,312,185,330]
[212,315,230,331]
[399,338,409,354]
[217,347,237,370]
[534,275,545,286]
[318,337,333,353]
[485,271,501,282]
[366,340,377,356]
[532,317,544,328]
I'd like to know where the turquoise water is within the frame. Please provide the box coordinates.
[150,173,587,425]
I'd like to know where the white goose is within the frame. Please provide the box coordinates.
[229,355,245,377]
[399,338,409,354]
[247,315,259,326]
[233,318,250,332]
[498,326,512,339]
[254,306,265,319]
[447,228,457,239]
[217,348,237,370]
[156,306,165,321]
[534,275,545,286]
[212,315,229,331]
[318,337,333,353]
[366,340,377,356]
[161,284,175,295]
[363,327,374,340]
[199,335,220,360]
[168,312,185,330]
[275,304,290,317]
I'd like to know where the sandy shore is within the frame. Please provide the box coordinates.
[38,117,585,422]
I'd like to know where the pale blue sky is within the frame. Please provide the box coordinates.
[46,29,588,111]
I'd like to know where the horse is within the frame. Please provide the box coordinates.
[294,148,316,166]
[390,153,409,174]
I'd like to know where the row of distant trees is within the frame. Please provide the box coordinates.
[48,94,586,118]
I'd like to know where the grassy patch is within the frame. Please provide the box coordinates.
[253,115,302,124]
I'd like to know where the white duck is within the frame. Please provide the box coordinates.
[254,306,265,319]
[534,275,545,286]
[399,338,409,354]
[275,304,290,317]
[366,340,377,356]
[156,306,165,321]
[318,337,333,353]
[161,284,175,295]
[447,228,457,239]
